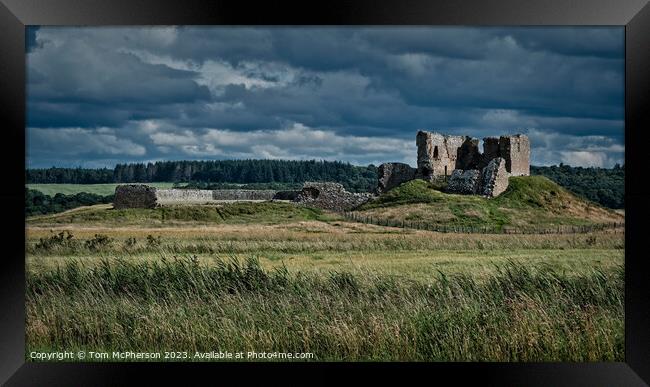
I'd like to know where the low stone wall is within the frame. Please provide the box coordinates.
[216,190,277,200]
[157,189,278,204]
[294,182,373,212]
[155,189,214,204]
[113,184,374,210]
[377,162,416,193]
[113,185,281,208]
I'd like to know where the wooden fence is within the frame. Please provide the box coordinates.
[342,212,624,235]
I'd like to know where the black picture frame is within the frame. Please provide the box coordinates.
[2,0,649,385]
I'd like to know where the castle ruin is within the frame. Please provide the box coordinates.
[416,131,530,179]
[294,182,373,211]
[378,130,530,197]
[114,130,530,210]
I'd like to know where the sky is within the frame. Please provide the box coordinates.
[26,26,624,169]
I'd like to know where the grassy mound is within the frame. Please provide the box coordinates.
[27,201,334,226]
[356,176,622,229]
[496,175,578,209]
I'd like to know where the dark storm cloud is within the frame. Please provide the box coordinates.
[26,27,624,168]
[27,27,211,129]
[508,27,624,59]
[26,26,40,53]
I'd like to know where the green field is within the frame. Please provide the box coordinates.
[26,195,624,361]
[27,182,175,196]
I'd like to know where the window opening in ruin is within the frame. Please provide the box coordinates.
[433,146,439,158]
[517,142,520,152]
[444,166,447,176]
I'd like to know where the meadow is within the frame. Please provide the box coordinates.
[25,198,625,362]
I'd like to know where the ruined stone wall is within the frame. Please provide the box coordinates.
[155,189,214,204]
[377,162,416,193]
[294,182,373,212]
[456,137,482,170]
[481,137,500,168]
[114,186,280,208]
[415,131,433,178]
[213,190,277,200]
[113,185,158,209]
[499,134,530,176]
[416,131,465,179]
[480,157,509,197]
[446,158,509,198]
[447,169,482,195]
[114,183,373,210]
[155,189,278,204]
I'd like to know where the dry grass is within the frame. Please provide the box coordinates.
[26,218,624,283]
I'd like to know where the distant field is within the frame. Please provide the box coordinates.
[27,182,175,196]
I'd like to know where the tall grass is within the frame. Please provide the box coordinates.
[27,257,623,361]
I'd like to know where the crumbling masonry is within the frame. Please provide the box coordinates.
[114,186,281,209]
[113,183,373,211]
[294,182,373,212]
[377,131,530,197]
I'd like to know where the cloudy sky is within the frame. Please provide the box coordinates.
[26,26,624,169]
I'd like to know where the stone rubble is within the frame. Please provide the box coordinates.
[293,182,372,212]
[447,169,482,195]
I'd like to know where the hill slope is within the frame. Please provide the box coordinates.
[355,176,623,229]
[26,201,335,227]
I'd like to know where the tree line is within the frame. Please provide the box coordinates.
[26,189,114,217]
[27,160,379,193]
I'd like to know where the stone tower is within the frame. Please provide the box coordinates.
[415,131,466,179]
[414,130,530,194]
[480,134,530,176]
[498,134,530,176]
